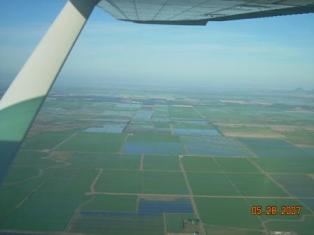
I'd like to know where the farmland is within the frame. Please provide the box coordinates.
[0,86,313,235]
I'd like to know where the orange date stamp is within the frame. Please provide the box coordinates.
[251,205,302,216]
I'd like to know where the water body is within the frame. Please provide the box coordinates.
[182,136,252,157]
[80,198,193,216]
[138,198,193,215]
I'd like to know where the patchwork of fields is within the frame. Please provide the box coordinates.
[0,87,313,235]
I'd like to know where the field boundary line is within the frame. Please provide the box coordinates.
[247,158,314,215]
[212,157,267,232]
[178,155,207,235]
[90,168,103,193]
[140,154,144,171]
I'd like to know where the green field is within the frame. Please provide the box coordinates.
[96,170,142,193]
[253,155,314,173]
[239,138,311,158]
[165,213,196,233]
[226,174,287,196]
[195,198,262,229]
[0,87,313,235]
[215,158,259,173]
[58,132,126,152]
[182,156,224,172]
[82,195,137,212]
[22,131,74,150]
[143,155,180,170]
[187,173,240,195]
[96,170,188,194]
[71,214,164,235]
[143,171,187,194]
[70,153,140,169]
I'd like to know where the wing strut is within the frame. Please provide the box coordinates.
[0,0,99,184]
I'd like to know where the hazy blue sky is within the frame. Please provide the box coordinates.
[0,0,314,89]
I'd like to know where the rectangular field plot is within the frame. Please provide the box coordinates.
[70,153,140,170]
[187,173,239,196]
[58,132,125,153]
[239,138,310,158]
[22,131,74,150]
[96,171,141,193]
[125,133,181,143]
[4,166,40,184]
[0,178,43,225]
[123,133,184,155]
[143,155,179,171]
[228,174,287,196]
[82,195,137,212]
[39,168,96,196]
[138,198,193,215]
[85,122,127,134]
[1,169,98,230]
[253,156,314,173]
[174,128,220,136]
[215,158,260,173]
[182,136,252,157]
[143,171,188,194]
[182,156,224,172]
[165,213,196,233]
[195,198,262,229]
[168,105,201,119]
[103,110,135,119]
[271,175,314,197]
[96,171,188,194]
[0,191,80,231]
[71,214,164,235]
[173,120,211,128]
[9,150,52,168]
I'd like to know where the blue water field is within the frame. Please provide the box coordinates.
[182,136,252,157]
[138,198,193,215]
[80,198,193,216]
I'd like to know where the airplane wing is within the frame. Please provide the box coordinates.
[98,0,314,25]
